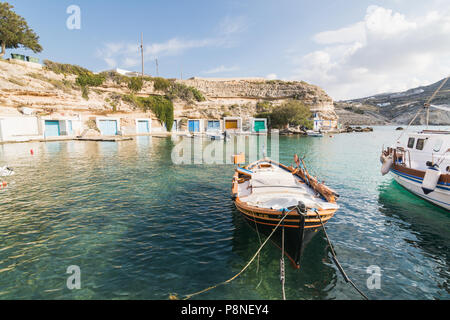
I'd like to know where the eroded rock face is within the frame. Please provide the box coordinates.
[180,78,334,110]
[0,60,337,128]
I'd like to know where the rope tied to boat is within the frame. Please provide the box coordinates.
[280,213,286,300]
[176,209,292,300]
[313,208,369,300]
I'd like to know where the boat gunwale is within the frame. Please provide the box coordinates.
[232,158,338,222]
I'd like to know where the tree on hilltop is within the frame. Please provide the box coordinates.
[0,2,42,58]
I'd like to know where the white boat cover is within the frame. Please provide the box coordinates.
[238,165,339,211]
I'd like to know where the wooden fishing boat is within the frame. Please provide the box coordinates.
[231,154,339,268]
[380,130,450,210]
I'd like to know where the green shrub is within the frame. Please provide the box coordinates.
[138,96,174,131]
[190,87,205,102]
[99,71,129,85]
[122,94,174,131]
[128,76,143,93]
[256,101,273,112]
[152,77,172,91]
[76,73,105,87]
[257,100,313,129]
[43,60,92,77]
[81,86,89,100]
[167,83,205,102]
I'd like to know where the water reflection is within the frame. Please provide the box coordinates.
[378,181,450,295]
[230,209,337,300]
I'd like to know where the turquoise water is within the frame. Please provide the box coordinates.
[0,127,448,300]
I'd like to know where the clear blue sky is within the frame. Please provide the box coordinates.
[4,0,450,100]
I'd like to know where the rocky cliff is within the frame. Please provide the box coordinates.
[339,77,450,125]
[0,59,337,131]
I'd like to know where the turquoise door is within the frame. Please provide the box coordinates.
[137,120,150,133]
[188,120,200,132]
[98,120,118,136]
[45,120,60,137]
[254,121,266,132]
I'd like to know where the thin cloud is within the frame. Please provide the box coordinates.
[202,65,239,74]
[96,15,247,70]
[288,5,450,100]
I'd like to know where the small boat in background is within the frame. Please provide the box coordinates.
[0,166,14,177]
[231,154,339,268]
[306,130,323,137]
[206,130,230,141]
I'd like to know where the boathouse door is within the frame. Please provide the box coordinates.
[188,120,200,132]
[225,120,238,130]
[44,120,61,137]
[207,120,220,131]
[137,120,150,133]
[98,120,118,136]
[254,120,266,132]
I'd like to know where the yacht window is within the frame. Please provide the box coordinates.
[416,139,425,150]
[433,139,443,152]
[407,138,415,148]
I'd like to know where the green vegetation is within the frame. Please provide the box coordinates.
[127,76,143,93]
[99,71,129,85]
[152,77,172,91]
[27,72,76,94]
[43,60,92,77]
[256,100,313,129]
[75,73,105,87]
[344,106,365,114]
[81,86,89,100]
[256,101,273,113]
[167,82,205,102]
[0,2,43,58]
[123,94,174,131]
[150,77,205,102]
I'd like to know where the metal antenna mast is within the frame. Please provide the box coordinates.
[140,33,144,77]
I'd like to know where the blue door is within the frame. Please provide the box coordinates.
[67,120,73,135]
[188,120,200,132]
[207,121,220,131]
[137,120,150,133]
[45,120,60,137]
[172,120,177,132]
[98,120,118,136]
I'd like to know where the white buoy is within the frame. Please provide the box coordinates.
[380,154,393,176]
[422,166,441,194]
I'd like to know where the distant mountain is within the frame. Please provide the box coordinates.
[338,77,450,125]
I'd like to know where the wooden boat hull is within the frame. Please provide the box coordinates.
[234,199,335,268]
[231,158,338,268]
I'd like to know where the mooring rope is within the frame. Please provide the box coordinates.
[253,215,263,289]
[314,209,369,300]
[177,209,292,300]
[280,222,286,300]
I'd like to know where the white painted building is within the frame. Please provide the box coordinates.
[0,116,42,142]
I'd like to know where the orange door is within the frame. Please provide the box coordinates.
[225,120,238,129]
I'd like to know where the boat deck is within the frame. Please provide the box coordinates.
[238,162,338,211]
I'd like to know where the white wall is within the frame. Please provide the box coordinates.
[0,116,42,142]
